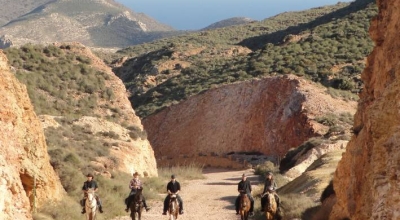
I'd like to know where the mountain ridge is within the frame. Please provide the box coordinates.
[0,0,178,48]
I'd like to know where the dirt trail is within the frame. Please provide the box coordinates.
[114,168,261,220]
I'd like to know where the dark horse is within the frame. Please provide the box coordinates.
[239,191,251,220]
[168,194,179,220]
[128,188,144,220]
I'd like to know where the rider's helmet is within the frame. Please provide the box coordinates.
[266,171,273,176]
[133,172,139,176]
[171,174,176,179]
[86,173,94,178]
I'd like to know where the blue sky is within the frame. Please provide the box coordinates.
[116,0,354,30]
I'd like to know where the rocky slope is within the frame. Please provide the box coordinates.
[0,0,52,26]
[143,75,356,167]
[0,51,65,220]
[0,0,176,48]
[37,43,158,177]
[330,0,400,219]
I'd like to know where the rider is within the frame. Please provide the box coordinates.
[162,174,184,215]
[81,173,103,214]
[125,172,151,212]
[235,173,254,216]
[261,171,281,211]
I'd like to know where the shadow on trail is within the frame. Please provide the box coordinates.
[224,176,261,183]
[205,182,237,186]
[220,196,237,210]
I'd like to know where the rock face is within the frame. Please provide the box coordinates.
[143,75,356,167]
[0,51,64,220]
[330,0,400,219]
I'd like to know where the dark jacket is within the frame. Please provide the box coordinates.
[82,180,98,191]
[238,179,252,194]
[167,180,181,193]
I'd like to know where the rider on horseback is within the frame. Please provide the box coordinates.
[81,173,103,214]
[125,172,151,212]
[162,174,184,215]
[261,172,281,212]
[235,173,254,216]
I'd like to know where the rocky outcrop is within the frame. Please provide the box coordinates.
[0,51,64,220]
[143,75,356,167]
[285,140,348,179]
[330,0,400,219]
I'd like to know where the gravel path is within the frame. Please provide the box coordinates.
[113,168,261,220]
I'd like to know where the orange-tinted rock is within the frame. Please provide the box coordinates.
[330,0,400,219]
[143,75,355,167]
[0,51,65,220]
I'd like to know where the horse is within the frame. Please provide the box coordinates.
[263,191,277,220]
[239,191,251,220]
[168,194,179,220]
[85,188,97,220]
[129,188,144,220]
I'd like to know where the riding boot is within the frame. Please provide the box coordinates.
[249,200,254,213]
[81,198,86,214]
[162,196,168,215]
[143,200,151,211]
[96,197,103,213]
[179,204,184,214]
[235,196,240,214]
[261,197,265,211]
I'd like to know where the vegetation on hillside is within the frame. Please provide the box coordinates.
[4,44,118,118]
[110,0,376,118]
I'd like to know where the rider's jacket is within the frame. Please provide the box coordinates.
[129,178,142,193]
[82,180,98,191]
[238,179,252,194]
[262,179,278,194]
[167,180,181,193]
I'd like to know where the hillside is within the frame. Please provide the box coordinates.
[0,0,180,48]
[112,0,376,119]
[201,17,255,30]
[0,0,52,26]
[3,43,158,219]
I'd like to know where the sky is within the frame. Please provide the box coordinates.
[116,0,354,30]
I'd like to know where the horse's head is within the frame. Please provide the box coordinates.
[265,192,277,213]
[134,187,143,202]
[87,188,95,201]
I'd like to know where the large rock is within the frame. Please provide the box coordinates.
[330,0,400,219]
[0,51,65,220]
[143,75,356,167]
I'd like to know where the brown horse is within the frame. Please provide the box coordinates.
[129,188,144,220]
[239,191,251,220]
[85,188,97,220]
[168,194,179,220]
[263,192,277,220]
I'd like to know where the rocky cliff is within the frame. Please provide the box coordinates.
[330,0,400,219]
[0,51,65,220]
[143,75,356,167]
